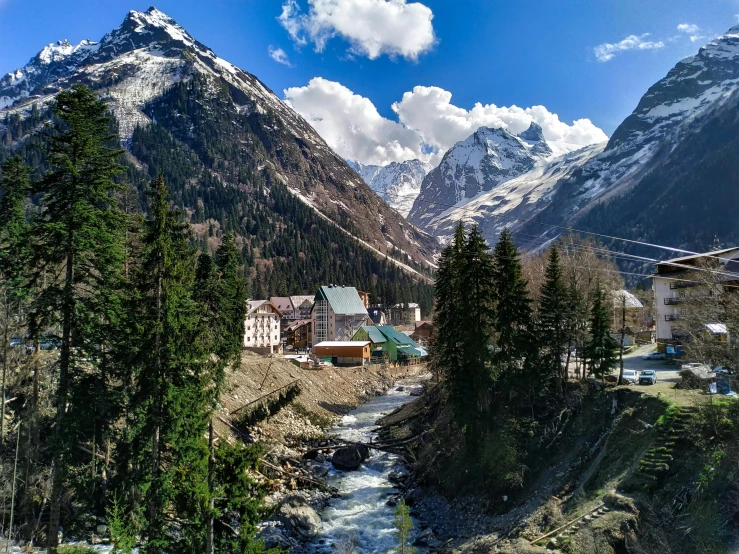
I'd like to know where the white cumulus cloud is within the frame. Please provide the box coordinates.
[284,77,426,165]
[392,86,608,157]
[284,79,608,166]
[268,45,293,66]
[278,0,436,60]
[594,33,665,62]
[676,23,702,42]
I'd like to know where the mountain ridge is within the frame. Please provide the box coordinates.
[409,22,739,255]
[0,7,438,278]
[0,7,438,312]
[407,123,553,228]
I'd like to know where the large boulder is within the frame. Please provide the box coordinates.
[332,447,365,471]
[274,495,321,540]
[257,523,296,550]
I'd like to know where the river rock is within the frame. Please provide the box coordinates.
[96,524,108,536]
[358,444,371,460]
[332,447,364,471]
[257,523,295,549]
[275,495,321,540]
[389,469,409,486]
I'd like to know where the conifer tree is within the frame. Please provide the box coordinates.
[122,175,206,552]
[214,232,248,363]
[537,246,569,392]
[583,283,618,379]
[491,229,532,387]
[458,226,496,449]
[393,499,416,554]
[0,156,31,447]
[431,223,465,386]
[28,85,125,553]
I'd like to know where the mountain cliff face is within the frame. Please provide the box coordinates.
[0,7,438,279]
[411,23,739,256]
[348,159,432,217]
[407,123,552,228]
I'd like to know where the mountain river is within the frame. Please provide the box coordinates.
[307,376,429,554]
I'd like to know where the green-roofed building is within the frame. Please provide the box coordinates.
[311,285,370,348]
[352,324,427,364]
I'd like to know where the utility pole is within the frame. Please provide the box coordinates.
[205,418,215,554]
[6,421,20,554]
[618,294,626,385]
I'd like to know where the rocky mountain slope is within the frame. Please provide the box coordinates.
[348,159,432,217]
[412,23,739,255]
[0,7,438,281]
[407,123,552,228]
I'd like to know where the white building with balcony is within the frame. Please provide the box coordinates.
[653,246,739,349]
[244,300,283,354]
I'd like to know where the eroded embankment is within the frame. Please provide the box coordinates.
[213,354,430,551]
[217,352,429,442]
[377,383,739,553]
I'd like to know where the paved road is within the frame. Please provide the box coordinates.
[620,344,681,385]
[566,344,681,386]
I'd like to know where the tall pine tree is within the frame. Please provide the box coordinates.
[122,174,207,552]
[537,246,570,393]
[29,85,125,553]
[491,229,533,388]
[458,226,496,450]
[583,283,618,379]
[431,223,465,386]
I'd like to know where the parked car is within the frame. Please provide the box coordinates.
[642,352,666,361]
[713,365,733,374]
[621,370,638,384]
[639,369,657,385]
[39,336,61,350]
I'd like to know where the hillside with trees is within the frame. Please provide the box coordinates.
[0,85,282,554]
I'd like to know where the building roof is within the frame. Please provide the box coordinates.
[655,246,739,276]
[392,302,419,309]
[706,323,727,334]
[397,345,423,357]
[247,300,282,317]
[291,295,315,307]
[285,319,311,332]
[315,341,370,347]
[377,325,419,347]
[611,290,643,309]
[358,325,387,343]
[415,321,433,329]
[315,285,368,315]
[270,296,292,312]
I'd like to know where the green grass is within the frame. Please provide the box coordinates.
[655,401,680,427]
[58,546,97,554]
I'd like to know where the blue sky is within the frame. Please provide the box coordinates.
[1,0,737,165]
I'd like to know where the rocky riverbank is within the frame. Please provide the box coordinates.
[240,362,430,551]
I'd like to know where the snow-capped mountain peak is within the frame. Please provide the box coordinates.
[517,121,552,157]
[407,125,552,226]
[413,20,739,253]
[348,159,432,217]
